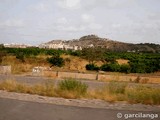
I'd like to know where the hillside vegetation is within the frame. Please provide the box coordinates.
[0,45,160,74]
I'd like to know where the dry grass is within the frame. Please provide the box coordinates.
[0,79,87,99]
[0,80,160,105]
[87,82,127,102]
[87,81,160,105]
[61,55,88,72]
[126,85,160,105]
[87,89,118,103]
[0,80,31,93]
[2,55,50,74]
[43,71,58,78]
[2,55,160,84]
[56,79,88,99]
[116,59,129,65]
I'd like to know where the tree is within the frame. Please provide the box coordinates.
[0,44,4,49]
[104,57,116,64]
[81,48,105,64]
[120,64,130,73]
[85,64,100,71]
[129,60,146,73]
[100,63,120,72]
[0,51,7,64]
[47,56,64,67]
[16,52,25,62]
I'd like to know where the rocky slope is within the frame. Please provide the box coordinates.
[43,35,160,52]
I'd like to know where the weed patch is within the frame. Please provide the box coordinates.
[57,79,88,98]
[126,85,160,105]
[108,81,127,94]
[0,80,159,105]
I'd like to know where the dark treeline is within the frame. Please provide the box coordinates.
[76,48,160,73]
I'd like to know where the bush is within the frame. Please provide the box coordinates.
[134,76,141,83]
[120,64,130,73]
[58,79,88,95]
[129,61,147,73]
[16,52,25,62]
[47,56,64,67]
[100,64,109,71]
[100,63,120,72]
[86,64,100,71]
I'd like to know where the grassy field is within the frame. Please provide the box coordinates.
[2,55,89,74]
[0,79,160,105]
[2,55,49,74]
[2,55,160,83]
[1,54,135,73]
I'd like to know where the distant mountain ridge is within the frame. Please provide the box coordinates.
[40,35,160,53]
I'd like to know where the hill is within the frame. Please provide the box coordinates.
[40,35,160,53]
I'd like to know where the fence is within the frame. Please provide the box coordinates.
[32,69,160,83]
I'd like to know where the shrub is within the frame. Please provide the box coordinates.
[47,56,64,67]
[134,76,141,83]
[86,64,100,71]
[58,79,88,96]
[16,52,25,62]
[129,60,147,73]
[100,63,120,72]
[120,64,130,73]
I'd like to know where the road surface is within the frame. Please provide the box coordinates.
[0,74,160,89]
[0,74,107,89]
[0,98,159,120]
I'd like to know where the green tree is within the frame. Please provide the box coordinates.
[81,48,105,64]
[47,56,64,67]
[129,60,146,73]
[101,63,120,72]
[0,51,7,64]
[85,64,100,71]
[16,52,25,62]
[120,64,130,73]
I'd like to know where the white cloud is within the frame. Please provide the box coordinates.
[0,19,25,27]
[81,0,137,10]
[81,14,94,23]
[112,24,121,28]
[57,17,68,24]
[29,2,51,12]
[66,0,80,8]
[89,23,102,30]
[81,14,102,30]
[56,25,78,32]
[58,0,81,9]
[1,0,21,6]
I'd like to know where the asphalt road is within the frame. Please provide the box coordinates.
[0,74,160,89]
[0,98,159,120]
[0,74,106,89]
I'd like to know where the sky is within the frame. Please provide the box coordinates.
[0,0,160,45]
